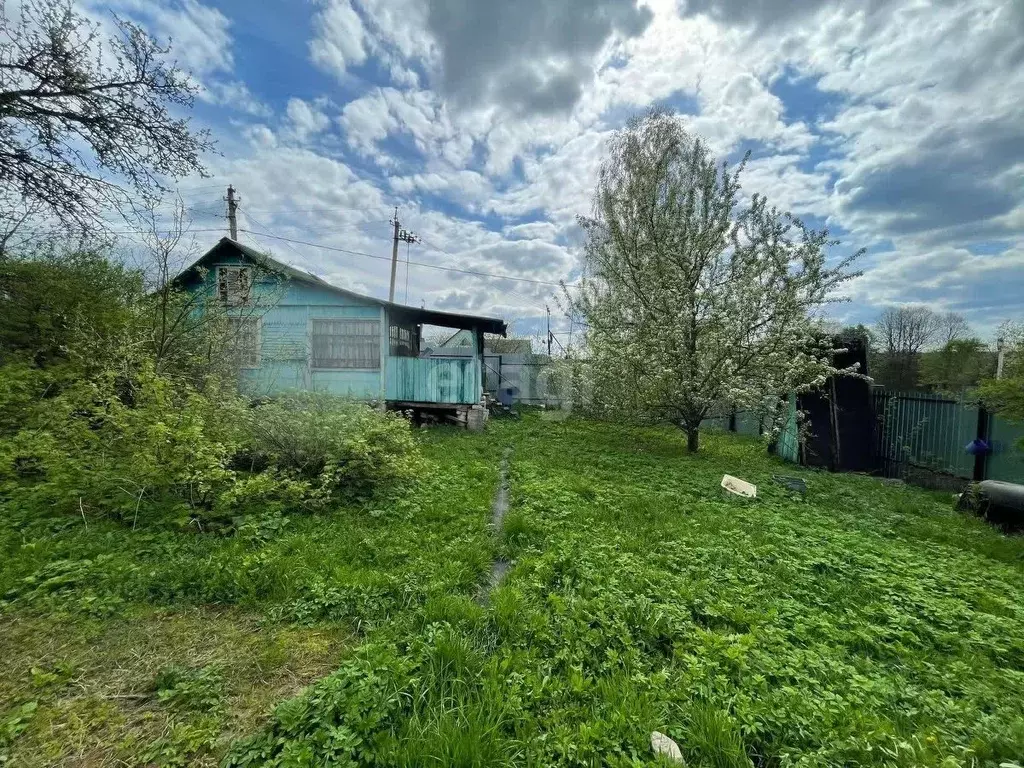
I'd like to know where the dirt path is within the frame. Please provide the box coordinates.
[481,447,511,599]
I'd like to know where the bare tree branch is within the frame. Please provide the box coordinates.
[0,0,214,236]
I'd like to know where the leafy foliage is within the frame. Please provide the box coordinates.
[873,307,977,391]
[240,393,426,503]
[0,248,143,367]
[918,337,991,394]
[979,322,1024,428]
[0,362,243,526]
[567,109,862,451]
[151,664,225,713]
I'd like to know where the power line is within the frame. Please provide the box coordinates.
[414,234,559,312]
[168,183,228,193]
[240,210,312,267]
[242,206,389,218]
[237,228,575,287]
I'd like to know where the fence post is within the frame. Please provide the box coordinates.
[974,406,991,481]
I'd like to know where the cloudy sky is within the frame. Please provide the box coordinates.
[92,0,1023,341]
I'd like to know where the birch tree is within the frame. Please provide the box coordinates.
[568,109,862,452]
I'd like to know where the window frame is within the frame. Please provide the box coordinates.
[217,265,253,306]
[226,316,261,369]
[311,317,381,370]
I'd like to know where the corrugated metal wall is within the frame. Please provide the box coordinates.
[693,390,1024,485]
[385,357,481,404]
[987,416,1024,482]
[873,391,1024,484]
[775,394,800,463]
[482,354,559,404]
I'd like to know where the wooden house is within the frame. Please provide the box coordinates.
[176,238,506,416]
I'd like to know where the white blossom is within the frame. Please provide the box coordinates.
[564,109,863,452]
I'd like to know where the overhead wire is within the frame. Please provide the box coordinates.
[167,183,228,194]
[184,201,569,315]
[236,227,576,288]
[239,209,312,269]
[415,233,559,313]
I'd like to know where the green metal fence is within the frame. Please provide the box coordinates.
[698,392,1024,487]
[873,390,1024,486]
[988,415,1024,482]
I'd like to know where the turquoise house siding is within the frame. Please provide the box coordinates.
[178,239,504,406]
[182,247,388,399]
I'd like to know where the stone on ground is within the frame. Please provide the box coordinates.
[650,731,684,763]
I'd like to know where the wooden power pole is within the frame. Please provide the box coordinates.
[389,207,418,303]
[226,185,238,240]
[546,305,552,356]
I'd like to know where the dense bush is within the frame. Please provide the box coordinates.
[0,248,143,368]
[0,248,425,532]
[240,393,425,503]
[0,369,426,528]
[0,362,244,526]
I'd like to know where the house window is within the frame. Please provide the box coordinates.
[227,317,260,367]
[218,266,252,305]
[312,319,380,369]
[389,324,416,356]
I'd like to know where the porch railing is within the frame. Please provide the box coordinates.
[385,356,481,404]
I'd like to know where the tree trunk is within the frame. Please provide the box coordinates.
[686,425,699,453]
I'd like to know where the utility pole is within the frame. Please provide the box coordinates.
[546,305,552,357]
[389,207,418,302]
[226,185,238,240]
[996,335,1006,379]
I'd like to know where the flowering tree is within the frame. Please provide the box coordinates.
[566,109,862,452]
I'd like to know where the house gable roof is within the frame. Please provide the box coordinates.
[177,237,507,336]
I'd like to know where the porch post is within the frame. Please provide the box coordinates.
[475,326,485,400]
[379,306,388,402]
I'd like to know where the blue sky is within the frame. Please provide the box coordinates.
[90,0,1024,342]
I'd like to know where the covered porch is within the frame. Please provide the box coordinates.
[383,305,506,406]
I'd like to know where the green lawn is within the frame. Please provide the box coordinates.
[2,415,1023,766]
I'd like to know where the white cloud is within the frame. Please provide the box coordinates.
[494,129,614,225]
[338,90,398,153]
[309,0,368,77]
[119,0,1024,328]
[689,73,814,154]
[505,222,559,242]
[99,0,234,77]
[740,154,832,219]
[200,80,272,117]
[243,124,278,149]
[847,243,1024,335]
[286,98,332,142]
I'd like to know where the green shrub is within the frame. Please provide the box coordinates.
[240,393,425,502]
[0,368,426,530]
[0,362,244,526]
[215,470,315,519]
